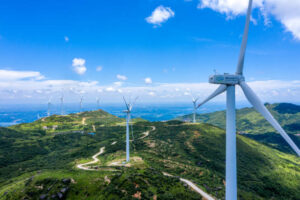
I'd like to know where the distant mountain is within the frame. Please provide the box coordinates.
[177,103,300,154]
[178,103,300,135]
[0,118,299,199]
[9,109,146,134]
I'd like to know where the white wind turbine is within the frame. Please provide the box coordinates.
[47,97,51,117]
[96,97,100,109]
[123,96,138,162]
[192,96,199,123]
[196,0,300,199]
[60,95,64,115]
[80,96,84,112]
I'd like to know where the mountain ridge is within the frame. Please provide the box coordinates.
[177,103,300,154]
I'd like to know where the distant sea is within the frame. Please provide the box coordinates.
[0,102,252,127]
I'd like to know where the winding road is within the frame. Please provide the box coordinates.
[75,125,215,199]
[163,172,215,200]
[139,126,156,139]
[76,147,105,171]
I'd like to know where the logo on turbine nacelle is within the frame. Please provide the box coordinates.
[209,74,243,85]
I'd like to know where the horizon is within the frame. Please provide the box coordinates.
[1,101,299,127]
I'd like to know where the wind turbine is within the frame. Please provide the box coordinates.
[60,95,64,115]
[96,97,100,109]
[123,96,138,162]
[80,96,83,112]
[47,97,51,117]
[196,0,300,199]
[192,96,199,123]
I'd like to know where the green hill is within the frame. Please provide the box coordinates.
[178,103,300,135]
[0,116,299,199]
[10,109,145,134]
[177,103,300,154]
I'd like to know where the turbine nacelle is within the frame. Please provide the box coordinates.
[209,73,245,85]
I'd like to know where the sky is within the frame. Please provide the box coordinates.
[0,0,300,104]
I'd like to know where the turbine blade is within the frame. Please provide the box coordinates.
[123,96,130,111]
[239,81,300,156]
[191,95,195,102]
[130,96,139,110]
[197,85,227,108]
[236,0,253,75]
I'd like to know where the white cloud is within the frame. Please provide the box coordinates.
[144,77,152,84]
[72,58,85,66]
[0,69,299,104]
[146,6,175,26]
[198,0,300,40]
[24,95,32,98]
[117,89,123,93]
[0,70,45,81]
[96,66,103,72]
[106,87,116,92]
[116,74,127,81]
[35,89,43,94]
[72,58,87,75]
[264,0,300,39]
[148,91,156,96]
[114,81,123,87]
[198,0,263,17]
[64,36,69,42]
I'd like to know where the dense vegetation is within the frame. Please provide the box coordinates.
[0,108,299,199]
[177,103,300,154]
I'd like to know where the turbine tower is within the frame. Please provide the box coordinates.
[192,97,199,123]
[47,97,51,117]
[60,95,64,115]
[123,96,138,162]
[80,96,83,112]
[197,0,300,199]
[96,97,100,109]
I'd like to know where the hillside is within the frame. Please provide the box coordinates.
[9,109,145,134]
[177,103,300,154]
[178,103,300,135]
[0,116,299,199]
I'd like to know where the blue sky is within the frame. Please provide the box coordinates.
[0,0,300,104]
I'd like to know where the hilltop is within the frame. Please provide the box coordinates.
[0,110,299,199]
[10,109,146,134]
[177,103,300,154]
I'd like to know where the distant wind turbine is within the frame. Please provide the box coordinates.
[80,96,83,112]
[197,0,300,199]
[192,96,199,123]
[96,97,100,109]
[47,97,51,117]
[123,96,138,162]
[60,95,64,115]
